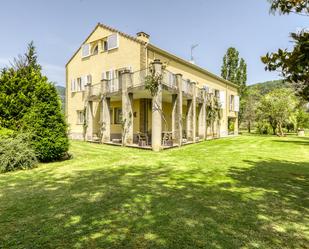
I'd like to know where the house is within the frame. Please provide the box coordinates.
[66,23,239,151]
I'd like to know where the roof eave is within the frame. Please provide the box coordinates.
[147,43,239,89]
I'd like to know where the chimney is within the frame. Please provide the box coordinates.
[136,31,150,43]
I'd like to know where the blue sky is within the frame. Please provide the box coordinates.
[0,0,307,86]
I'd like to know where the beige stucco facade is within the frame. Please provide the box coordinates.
[66,23,239,150]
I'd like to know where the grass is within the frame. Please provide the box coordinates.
[0,135,308,249]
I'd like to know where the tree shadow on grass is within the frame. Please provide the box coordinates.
[0,159,308,249]
[273,138,309,146]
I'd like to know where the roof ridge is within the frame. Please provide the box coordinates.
[98,23,146,45]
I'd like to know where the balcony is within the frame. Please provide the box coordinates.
[86,68,199,99]
[182,79,193,96]
[162,70,177,90]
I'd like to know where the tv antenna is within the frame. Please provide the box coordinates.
[190,44,199,62]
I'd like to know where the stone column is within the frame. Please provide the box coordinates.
[101,79,109,94]
[101,97,111,143]
[151,59,163,151]
[186,99,193,141]
[192,82,197,142]
[121,69,134,145]
[198,90,206,140]
[172,74,183,146]
[86,101,93,141]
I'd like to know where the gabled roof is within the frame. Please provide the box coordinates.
[66,23,238,90]
[66,23,146,67]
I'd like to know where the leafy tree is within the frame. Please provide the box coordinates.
[206,93,222,138]
[262,1,309,101]
[268,0,309,15]
[241,88,260,133]
[295,104,309,130]
[221,48,239,84]
[221,48,247,96]
[257,88,297,136]
[221,47,248,127]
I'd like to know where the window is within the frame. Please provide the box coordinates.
[86,74,92,84]
[230,95,234,111]
[107,33,119,50]
[234,96,240,112]
[82,44,90,57]
[114,108,122,124]
[77,110,84,124]
[214,89,220,98]
[77,77,82,91]
[105,71,111,80]
[103,40,108,51]
[219,91,226,108]
[92,45,98,55]
[71,79,76,92]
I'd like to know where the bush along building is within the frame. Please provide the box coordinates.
[66,23,239,151]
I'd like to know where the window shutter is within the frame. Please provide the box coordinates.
[86,75,91,84]
[219,91,226,108]
[73,79,76,92]
[234,96,240,112]
[107,33,119,50]
[82,44,90,57]
[101,72,106,80]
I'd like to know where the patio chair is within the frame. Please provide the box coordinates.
[137,132,149,147]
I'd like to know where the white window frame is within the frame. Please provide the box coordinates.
[234,95,240,112]
[81,44,90,58]
[86,74,92,85]
[219,90,226,109]
[77,77,82,91]
[76,110,84,125]
[107,33,119,50]
[230,95,234,111]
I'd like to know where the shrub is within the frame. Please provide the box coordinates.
[257,121,273,135]
[22,82,69,162]
[0,127,14,138]
[0,133,38,173]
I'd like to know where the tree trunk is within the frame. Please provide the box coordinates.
[278,121,284,137]
[248,121,251,133]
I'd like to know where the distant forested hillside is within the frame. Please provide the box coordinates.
[56,85,65,112]
[249,80,290,95]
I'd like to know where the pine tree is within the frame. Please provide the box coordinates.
[0,42,69,161]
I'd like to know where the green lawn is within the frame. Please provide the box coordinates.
[0,135,308,249]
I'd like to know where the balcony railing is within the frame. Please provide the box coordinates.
[162,70,177,89]
[107,78,121,93]
[88,83,102,97]
[131,68,148,87]
[182,79,192,95]
[86,68,198,98]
